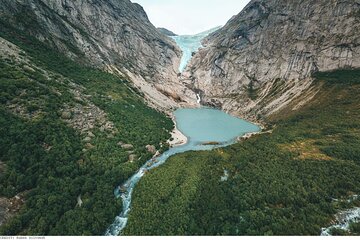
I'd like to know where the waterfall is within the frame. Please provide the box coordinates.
[196,93,201,104]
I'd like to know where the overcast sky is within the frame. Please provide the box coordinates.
[131,0,251,35]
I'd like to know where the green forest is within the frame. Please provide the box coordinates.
[0,21,173,235]
[1,10,360,237]
[124,70,360,235]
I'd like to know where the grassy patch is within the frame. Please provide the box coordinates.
[279,139,332,161]
[313,69,360,85]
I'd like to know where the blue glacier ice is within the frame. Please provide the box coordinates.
[172,26,221,72]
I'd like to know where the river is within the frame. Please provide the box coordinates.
[105,108,260,236]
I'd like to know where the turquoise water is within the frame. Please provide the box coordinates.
[172,26,220,72]
[176,108,260,144]
[106,108,260,236]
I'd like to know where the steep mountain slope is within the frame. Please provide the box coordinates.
[0,0,192,235]
[0,0,197,110]
[0,23,175,234]
[184,0,360,121]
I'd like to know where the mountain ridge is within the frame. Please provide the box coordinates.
[0,0,198,111]
[184,0,360,122]
[1,0,360,236]
[157,28,177,36]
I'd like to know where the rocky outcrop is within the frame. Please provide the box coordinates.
[145,144,156,154]
[184,0,360,121]
[0,192,26,226]
[0,0,198,111]
[117,142,134,150]
[157,28,177,36]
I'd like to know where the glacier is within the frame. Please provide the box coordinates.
[172,26,221,73]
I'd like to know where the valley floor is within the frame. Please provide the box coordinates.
[123,70,360,236]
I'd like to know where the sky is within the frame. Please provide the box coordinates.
[131,0,251,35]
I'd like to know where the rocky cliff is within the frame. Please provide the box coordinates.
[157,28,177,36]
[184,0,360,121]
[0,0,197,111]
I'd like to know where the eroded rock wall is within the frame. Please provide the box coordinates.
[184,0,360,120]
[0,0,198,111]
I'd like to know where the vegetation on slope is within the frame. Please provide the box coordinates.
[0,22,173,235]
[124,70,360,235]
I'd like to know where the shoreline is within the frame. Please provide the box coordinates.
[165,107,269,148]
[167,113,188,147]
[237,129,273,142]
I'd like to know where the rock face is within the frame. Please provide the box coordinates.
[0,193,26,226]
[0,0,198,111]
[184,0,360,121]
[157,28,177,36]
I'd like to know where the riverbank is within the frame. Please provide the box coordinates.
[107,108,260,236]
[167,113,188,147]
[321,207,360,235]
[237,129,273,142]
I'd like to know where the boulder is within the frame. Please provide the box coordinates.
[88,131,95,138]
[61,111,72,119]
[85,143,94,149]
[128,154,137,162]
[146,145,156,154]
[121,144,133,149]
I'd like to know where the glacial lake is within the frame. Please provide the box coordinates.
[175,108,260,144]
[106,108,260,236]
